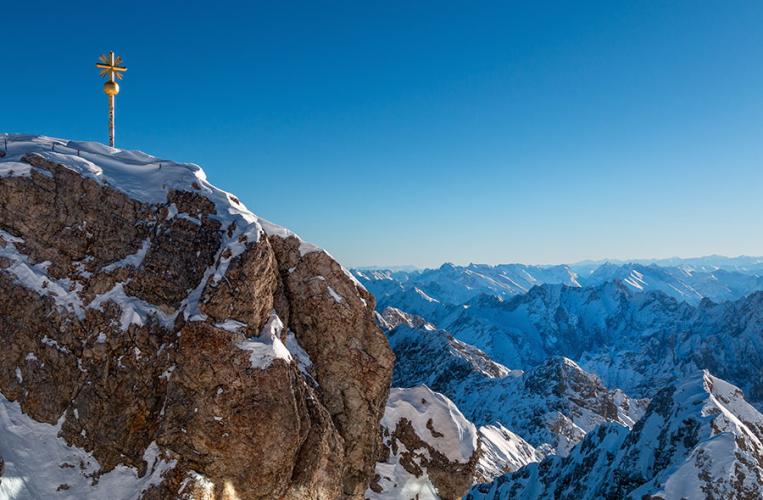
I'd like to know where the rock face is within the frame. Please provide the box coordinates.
[0,135,394,499]
[468,371,763,500]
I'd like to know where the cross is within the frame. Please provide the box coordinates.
[96,51,127,147]
[96,51,127,81]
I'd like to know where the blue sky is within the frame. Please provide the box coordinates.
[2,1,762,268]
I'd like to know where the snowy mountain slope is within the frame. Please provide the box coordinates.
[354,262,581,308]
[467,371,763,499]
[583,262,763,304]
[376,306,438,332]
[425,283,763,408]
[354,258,763,315]
[571,255,763,277]
[476,424,542,482]
[367,386,479,500]
[439,281,693,369]
[368,386,548,498]
[384,318,647,456]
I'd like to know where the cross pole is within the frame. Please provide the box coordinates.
[96,51,127,147]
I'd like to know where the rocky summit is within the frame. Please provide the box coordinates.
[0,135,394,499]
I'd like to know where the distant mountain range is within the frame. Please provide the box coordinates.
[354,256,763,307]
[356,256,763,497]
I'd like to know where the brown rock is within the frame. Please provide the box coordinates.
[267,234,395,497]
[0,150,394,499]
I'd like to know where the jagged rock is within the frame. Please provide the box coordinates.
[267,234,395,496]
[376,306,435,331]
[385,316,647,457]
[0,135,393,499]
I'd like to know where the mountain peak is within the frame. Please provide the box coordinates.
[0,134,394,497]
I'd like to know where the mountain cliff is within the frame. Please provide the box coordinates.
[0,135,394,499]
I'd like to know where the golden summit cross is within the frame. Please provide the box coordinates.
[96,51,127,147]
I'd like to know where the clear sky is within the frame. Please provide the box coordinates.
[2,1,762,268]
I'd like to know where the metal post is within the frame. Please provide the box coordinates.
[109,94,115,147]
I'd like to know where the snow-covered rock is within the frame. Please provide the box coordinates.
[468,371,763,499]
[0,394,175,499]
[368,386,479,500]
[476,424,542,482]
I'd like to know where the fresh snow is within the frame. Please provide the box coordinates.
[236,312,292,370]
[327,286,344,303]
[213,319,247,333]
[0,395,175,499]
[367,443,440,500]
[285,331,314,379]
[0,162,32,178]
[0,231,85,318]
[101,239,150,273]
[369,386,479,500]
[88,283,177,331]
[477,424,542,480]
[469,370,763,499]
[382,386,477,464]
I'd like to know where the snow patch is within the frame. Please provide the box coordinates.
[102,239,150,272]
[0,161,32,178]
[236,312,292,369]
[0,394,176,499]
[89,283,177,331]
[285,331,315,380]
[327,286,344,303]
[214,319,247,332]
